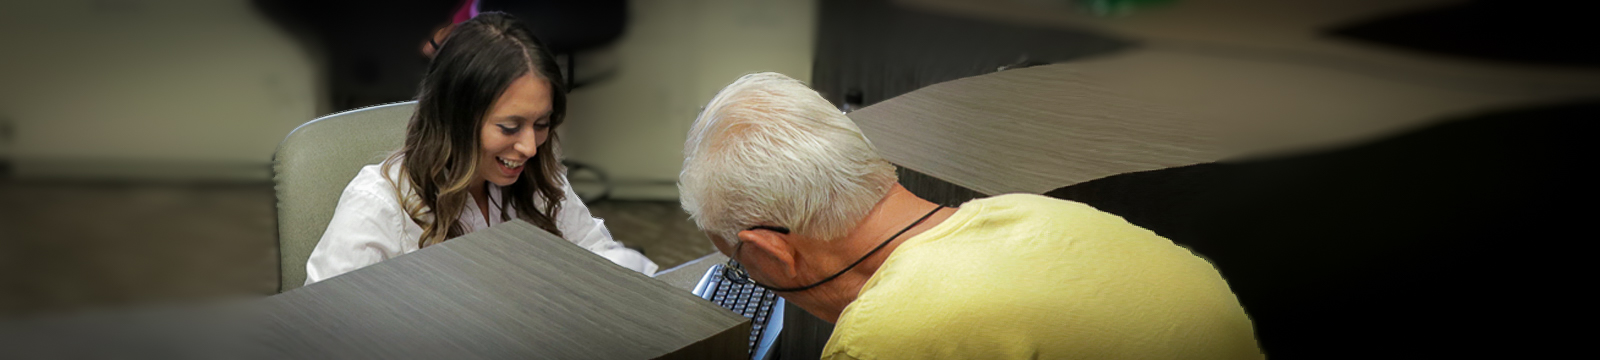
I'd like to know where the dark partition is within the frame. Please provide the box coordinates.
[1045,100,1598,357]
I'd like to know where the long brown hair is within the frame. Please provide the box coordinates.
[384,12,570,248]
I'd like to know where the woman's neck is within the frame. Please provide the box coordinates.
[468,180,491,223]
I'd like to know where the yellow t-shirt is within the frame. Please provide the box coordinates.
[822,194,1262,360]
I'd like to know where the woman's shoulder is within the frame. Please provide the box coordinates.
[344,162,390,190]
[332,161,432,226]
[341,162,412,203]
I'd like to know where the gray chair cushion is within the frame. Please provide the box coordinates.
[272,101,416,292]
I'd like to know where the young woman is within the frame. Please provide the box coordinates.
[305,12,657,285]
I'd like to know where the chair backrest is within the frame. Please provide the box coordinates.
[272,101,416,292]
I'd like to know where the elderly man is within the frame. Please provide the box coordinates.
[679,72,1263,359]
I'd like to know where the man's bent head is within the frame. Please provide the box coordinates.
[678,72,898,247]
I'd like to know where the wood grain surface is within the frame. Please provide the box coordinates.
[2,220,750,360]
[851,64,1221,196]
[258,220,750,359]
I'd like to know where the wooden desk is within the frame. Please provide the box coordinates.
[2,221,749,360]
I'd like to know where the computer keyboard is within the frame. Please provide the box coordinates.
[692,264,784,360]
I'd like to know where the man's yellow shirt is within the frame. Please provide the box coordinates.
[822,194,1262,360]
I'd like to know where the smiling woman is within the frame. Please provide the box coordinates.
[474,74,553,192]
[302,12,658,285]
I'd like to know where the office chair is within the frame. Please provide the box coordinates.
[271,100,615,292]
[272,101,416,292]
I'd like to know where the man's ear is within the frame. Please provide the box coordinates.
[737,228,798,279]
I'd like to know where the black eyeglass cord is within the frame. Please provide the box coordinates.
[740,205,945,293]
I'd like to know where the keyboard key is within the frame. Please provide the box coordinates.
[697,267,780,359]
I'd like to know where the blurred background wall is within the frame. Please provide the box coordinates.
[0,0,317,181]
[0,0,814,192]
[560,0,815,200]
[0,0,816,318]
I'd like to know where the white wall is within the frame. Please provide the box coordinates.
[561,0,817,200]
[0,0,318,180]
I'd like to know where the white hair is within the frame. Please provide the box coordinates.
[679,72,898,247]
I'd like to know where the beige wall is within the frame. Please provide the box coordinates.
[562,0,817,200]
[0,0,818,197]
[0,0,319,180]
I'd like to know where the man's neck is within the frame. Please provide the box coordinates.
[797,184,955,323]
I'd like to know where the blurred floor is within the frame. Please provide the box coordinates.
[0,181,277,319]
[585,201,716,273]
[0,180,709,319]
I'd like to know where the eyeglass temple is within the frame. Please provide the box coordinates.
[748,226,790,234]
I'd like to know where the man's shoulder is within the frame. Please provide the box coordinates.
[959,193,1123,229]
[969,193,1098,212]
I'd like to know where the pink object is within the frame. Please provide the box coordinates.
[450,0,479,24]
